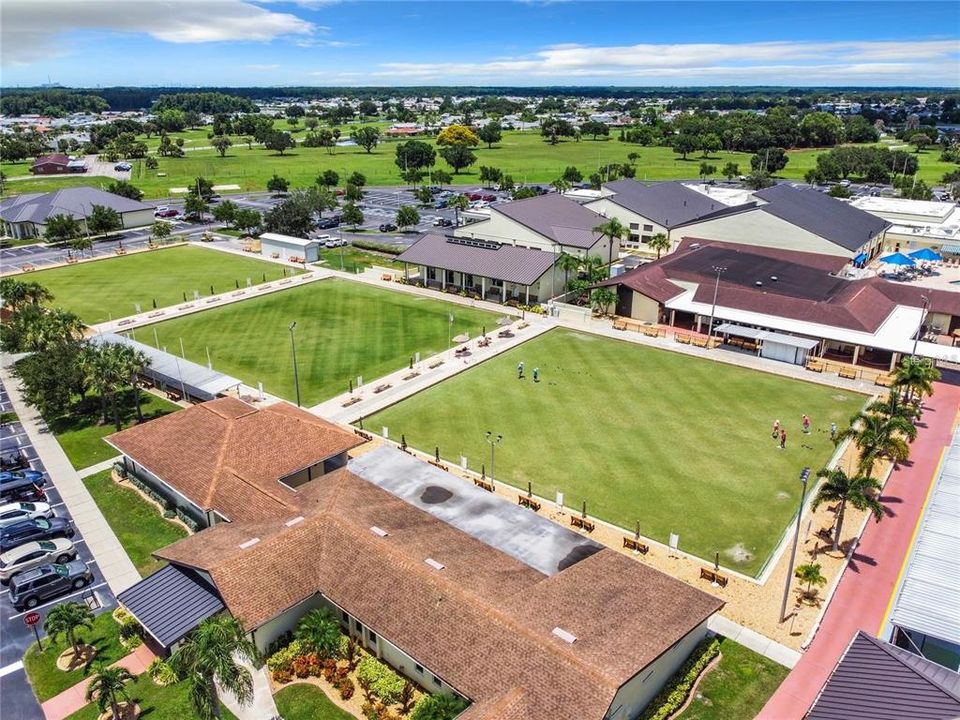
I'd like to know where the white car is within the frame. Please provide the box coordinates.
[324,238,348,248]
[0,501,53,528]
[0,537,77,583]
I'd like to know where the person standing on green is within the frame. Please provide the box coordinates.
[533,367,539,383]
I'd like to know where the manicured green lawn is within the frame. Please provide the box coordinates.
[84,469,188,576]
[28,245,299,324]
[367,328,862,576]
[274,683,354,720]
[48,390,180,471]
[65,674,238,720]
[24,611,125,702]
[678,638,790,720]
[145,279,497,405]
[315,246,405,273]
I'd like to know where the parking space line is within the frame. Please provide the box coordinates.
[8,582,107,619]
[0,661,25,678]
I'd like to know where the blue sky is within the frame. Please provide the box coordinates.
[2,1,958,87]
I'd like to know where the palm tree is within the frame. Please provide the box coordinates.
[114,345,150,424]
[86,665,135,720]
[591,217,626,271]
[839,411,916,475]
[71,235,94,258]
[294,608,341,658]
[556,252,581,290]
[170,615,259,720]
[794,563,827,601]
[552,178,571,194]
[448,193,469,226]
[893,356,940,403]
[590,288,617,316]
[812,468,884,551]
[865,392,918,424]
[648,232,671,259]
[0,279,53,311]
[44,602,95,657]
[582,255,607,283]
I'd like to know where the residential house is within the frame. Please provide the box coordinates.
[30,153,85,175]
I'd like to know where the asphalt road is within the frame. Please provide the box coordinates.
[0,382,116,718]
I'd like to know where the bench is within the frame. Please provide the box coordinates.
[838,367,858,380]
[428,360,444,369]
[66,258,79,264]
[622,537,649,554]
[147,311,164,318]
[381,273,393,282]
[570,516,595,533]
[691,337,709,348]
[271,252,280,259]
[474,478,494,492]
[21,264,36,272]
[118,319,134,326]
[699,568,729,587]
[402,372,420,381]
[641,326,663,338]
[428,460,449,472]
[613,318,628,331]
[354,429,373,441]
[875,374,894,387]
[341,396,361,408]
[806,359,824,373]
[675,334,692,345]
[518,495,541,511]
[373,384,392,394]
[165,389,183,401]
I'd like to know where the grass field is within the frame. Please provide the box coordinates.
[274,684,354,720]
[84,469,188,576]
[65,674,237,720]
[314,246,405,273]
[678,638,790,720]
[28,245,299,324]
[366,328,862,576]
[143,279,498,405]
[5,125,952,199]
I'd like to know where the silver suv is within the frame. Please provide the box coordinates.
[8,560,92,610]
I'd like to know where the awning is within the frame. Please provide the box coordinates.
[940,244,960,255]
[117,564,224,648]
[92,333,242,401]
[853,252,868,264]
[715,323,819,349]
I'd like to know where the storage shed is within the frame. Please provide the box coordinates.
[259,232,319,263]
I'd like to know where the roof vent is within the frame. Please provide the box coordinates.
[370,526,389,537]
[424,558,445,571]
[239,538,260,549]
[770,275,778,282]
[552,627,577,644]
[755,281,763,287]
[284,516,304,527]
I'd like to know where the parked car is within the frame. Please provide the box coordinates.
[208,194,221,203]
[433,218,453,227]
[0,538,77,584]
[466,193,483,201]
[114,162,131,172]
[154,209,178,219]
[8,560,93,610]
[154,205,169,213]
[1,450,28,472]
[324,238,348,248]
[0,517,74,553]
[481,194,496,202]
[0,477,45,504]
[379,223,397,232]
[0,502,53,528]
[434,199,448,209]
[0,470,45,490]
[316,217,340,230]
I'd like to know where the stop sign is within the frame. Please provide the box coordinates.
[24,612,41,627]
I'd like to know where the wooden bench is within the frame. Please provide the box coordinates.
[373,384,392,394]
[428,460,449,472]
[354,429,373,441]
[66,258,79,264]
[428,360,444,370]
[118,319,134,326]
[474,478,494,492]
[806,359,824,373]
[838,367,858,380]
[570,516,595,533]
[21,264,36,272]
[691,337,709,348]
[875,374,894,387]
[675,334,692,345]
[166,389,183,401]
[402,372,420,381]
[518,495,541,511]
[341,396,361,408]
[699,568,729,587]
[381,273,393,282]
[613,318,628,331]
[622,537,649,554]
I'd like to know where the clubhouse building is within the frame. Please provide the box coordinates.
[114,403,724,720]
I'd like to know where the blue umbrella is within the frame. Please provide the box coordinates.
[908,247,942,262]
[880,252,916,266]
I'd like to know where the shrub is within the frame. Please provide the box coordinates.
[266,639,305,673]
[292,655,311,678]
[163,509,176,519]
[294,608,342,659]
[351,239,404,256]
[147,658,178,686]
[271,668,292,684]
[175,508,201,532]
[637,637,721,720]
[410,694,470,720]
[113,462,128,479]
[323,663,337,683]
[338,677,356,700]
[362,702,380,720]
[356,656,405,704]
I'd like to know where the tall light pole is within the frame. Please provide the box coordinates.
[912,294,929,357]
[485,432,503,480]
[707,265,727,341]
[288,321,301,407]
[780,466,812,623]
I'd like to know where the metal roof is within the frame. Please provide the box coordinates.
[602,180,752,229]
[398,232,556,285]
[715,323,819,349]
[807,631,960,720]
[259,232,318,248]
[494,193,603,248]
[92,333,242,401]
[117,564,224,647]
[0,186,153,225]
[888,427,960,646]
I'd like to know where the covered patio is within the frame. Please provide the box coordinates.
[715,323,820,366]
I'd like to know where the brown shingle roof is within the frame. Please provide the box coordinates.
[156,467,723,720]
[106,398,363,523]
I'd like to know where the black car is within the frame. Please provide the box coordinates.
[379,223,397,232]
[8,561,93,610]
[316,217,340,230]
[0,477,45,504]
[0,517,73,552]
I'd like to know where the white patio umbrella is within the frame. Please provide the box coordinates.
[452,332,470,344]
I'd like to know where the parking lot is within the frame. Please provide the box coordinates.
[0,381,115,719]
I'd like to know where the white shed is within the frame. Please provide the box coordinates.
[259,232,320,263]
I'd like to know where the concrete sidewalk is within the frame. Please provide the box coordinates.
[217,654,278,720]
[708,615,801,669]
[77,456,122,479]
[0,364,141,597]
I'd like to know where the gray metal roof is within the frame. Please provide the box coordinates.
[0,186,152,225]
[602,180,750,229]
[398,232,556,285]
[348,445,604,576]
[92,333,242,401]
[754,184,891,252]
[117,564,224,647]
[888,427,960,646]
[494,193,603,248]
[807,631,960,720]
[715,323,819,349]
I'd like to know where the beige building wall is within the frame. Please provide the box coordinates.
[454,212,557,252]
[679,211,854,257]
[586,198,670,249]
[121,208,156,229]
[621,291,661,323]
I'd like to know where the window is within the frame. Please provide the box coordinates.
[432,676,442,687]
[341,610,348,623]
[642,235,653,243]
[368,631,378,645]
[629,222,639,230]
[355,620,364,633]
[445,270,455,283]
[414,663,424,674]
[643,224,653,232]
[628,233,640,243]
[491,278,503,288]
[426,268,436,281]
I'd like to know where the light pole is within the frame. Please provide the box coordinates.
[288,321,301,407]
[485,432,503,480]
[707,265,726,341]
[780,466,812,623]
[912,294,929,357]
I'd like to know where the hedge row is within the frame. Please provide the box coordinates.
[638,637,721,720]
[113,462,201,532]
[351,239,405,256]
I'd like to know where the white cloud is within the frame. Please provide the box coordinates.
[246,63,281,71]
[2,0,315,66]
[372,39,960,85]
